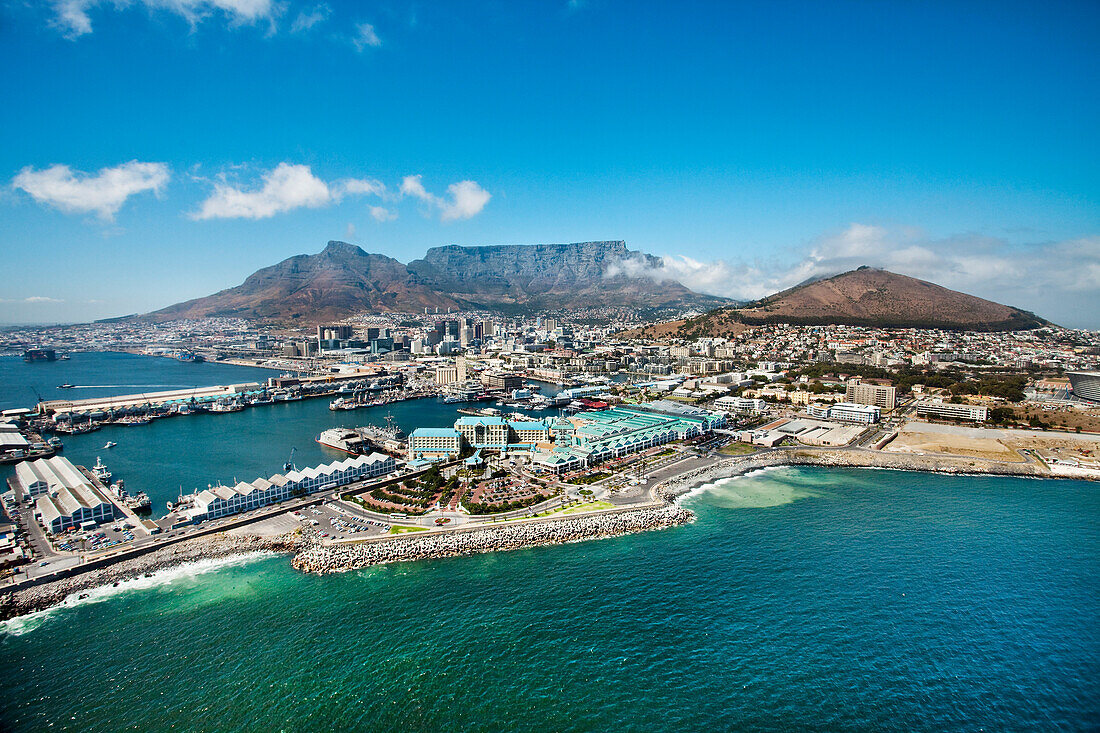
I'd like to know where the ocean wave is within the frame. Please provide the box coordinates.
[674,465,789,503]
[1,551,275,636]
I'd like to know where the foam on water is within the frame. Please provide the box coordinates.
[675,464,789,504]
[1,551,275,637]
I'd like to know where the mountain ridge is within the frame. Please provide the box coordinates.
[657,266,1050,337]
[142,240,730,322]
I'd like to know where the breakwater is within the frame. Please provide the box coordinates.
[292,505,695,574]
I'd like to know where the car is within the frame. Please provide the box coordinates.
[39,560,49,566]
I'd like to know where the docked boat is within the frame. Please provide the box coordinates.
[317,428,369,455]
[91,457,112,484]
[175,351,205,363]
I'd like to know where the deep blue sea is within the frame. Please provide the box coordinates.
[0,355,1097,731]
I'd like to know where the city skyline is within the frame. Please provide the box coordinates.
[3,0,1098,327]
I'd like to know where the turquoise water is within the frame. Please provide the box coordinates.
[1,467,1097,731]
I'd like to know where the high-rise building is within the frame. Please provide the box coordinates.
[845,378,896,410]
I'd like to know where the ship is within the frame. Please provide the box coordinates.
[91,457,112,484]
[175,351,205,363]
[23,348,57,362]
[316,428,370,455]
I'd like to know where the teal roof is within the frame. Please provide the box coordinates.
[410,427,461,438]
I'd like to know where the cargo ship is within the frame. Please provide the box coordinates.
[23,348,57,362]
[175,351,205,363]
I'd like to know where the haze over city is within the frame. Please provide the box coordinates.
[2,0,1098,327]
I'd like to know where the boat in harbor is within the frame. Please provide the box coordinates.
[91,457,112,484]
[23,348,57,362]
[57,383,75,389]
[175,351,205,363]
[103,441,117,449]
[317,428,370,455]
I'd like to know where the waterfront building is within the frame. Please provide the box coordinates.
[20,457,115,534]
[915,400,989,423]
[508,420,551,445]
[180,452,397,523]
[408,428,463,460]
[845,378,897,410]
[455,416,510,450]
[531,406,722,474]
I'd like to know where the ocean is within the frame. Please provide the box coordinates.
[1,355,1097,731]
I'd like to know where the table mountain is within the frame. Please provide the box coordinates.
[143,240,729,322]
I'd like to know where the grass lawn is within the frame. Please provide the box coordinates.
[718,442,758,456]
[389,526,427,534]
[559,500,616,515]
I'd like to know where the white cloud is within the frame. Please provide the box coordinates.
[336,177,386,197]
[610,223,1100,327]
[51,0,279,38]
[193,164,393,220]
[345,222,355,239]
[353,21,381,50]
[369,206,397,222]
[12,161,170,220]
[290,4,329,32]
[193,163,330,220]
[0,296,64,304]
[401,175,491,222]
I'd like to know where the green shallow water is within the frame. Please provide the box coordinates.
[2,467,1097,731]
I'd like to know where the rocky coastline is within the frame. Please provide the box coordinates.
[291,504,695,574]
[656,446,1056,500]
[0,533,303,622]
[2,446,1085,623]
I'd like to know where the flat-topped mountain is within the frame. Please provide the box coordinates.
[144,240,729,322]
[634,266,1050,338]
[409,241,715,311]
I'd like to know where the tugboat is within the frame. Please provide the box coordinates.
[91,457,112,484]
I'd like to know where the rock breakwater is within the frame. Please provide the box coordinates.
[291,504,694,574]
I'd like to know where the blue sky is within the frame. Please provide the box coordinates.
[2,0,1098,327]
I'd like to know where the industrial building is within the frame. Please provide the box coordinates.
[18,457,115,534]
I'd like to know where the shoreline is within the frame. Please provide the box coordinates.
[2,448,1094,623]
[653,447,1072,501]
